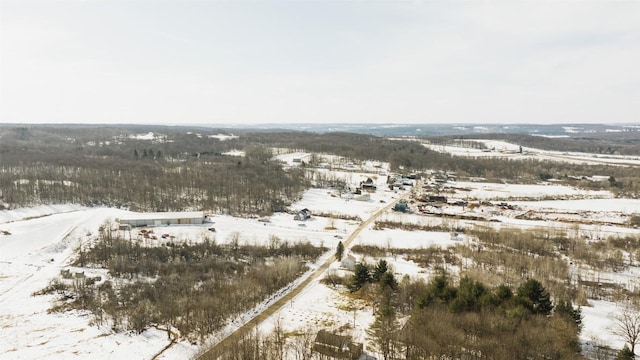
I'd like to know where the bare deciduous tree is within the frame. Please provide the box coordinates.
[611,302,640,354]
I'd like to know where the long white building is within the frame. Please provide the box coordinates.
[117,211,205,227]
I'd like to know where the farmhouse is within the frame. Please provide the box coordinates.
[312,330,363,360]
[360,178,377,192]
[117,211,205,227]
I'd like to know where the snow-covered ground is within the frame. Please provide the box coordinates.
[424,139,640,167]
[0,206,200,359]
[510,198,640,213]
[1,173,639,358]
[582,300,626,352]
[450,181,612,200]
[0,183,402,359]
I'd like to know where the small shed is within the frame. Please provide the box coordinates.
[117,211,205,227]
[393,201,409,213]
[312,330,363,360]
[294,208,312,221]
[341,254,356,270]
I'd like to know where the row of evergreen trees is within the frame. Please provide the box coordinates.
[348,267,584,360]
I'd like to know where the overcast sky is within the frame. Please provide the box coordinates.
[1,0,638,125]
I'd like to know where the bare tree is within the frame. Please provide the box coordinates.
[612,302,640,354]
[271,316,285,360]
[290,325,314,360]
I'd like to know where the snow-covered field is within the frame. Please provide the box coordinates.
[0,206,200,359]
[511,198,640,213]
[424,139,640,167]
[450,181,612,200]
[2,172,639,358]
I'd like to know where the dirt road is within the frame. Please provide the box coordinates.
[196,188,413,359]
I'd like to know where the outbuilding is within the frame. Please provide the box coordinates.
[294,208,312,221]
[341,254,356,270]
[312,330,363,360]
[117,211,205,227]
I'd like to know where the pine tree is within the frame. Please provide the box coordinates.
[349,263,370,292]
[379,271,397,291]
[449,276,486,312]
[617,345,635,360]
[372,259,388,283]
[335,241,344,261]
[368,280,399,360]
[516,279,553,315]
[418,271,457,308]
[554,299,583,331]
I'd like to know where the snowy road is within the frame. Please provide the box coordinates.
[195,186,416,359]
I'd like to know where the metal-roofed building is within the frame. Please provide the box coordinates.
[117,211,205,227]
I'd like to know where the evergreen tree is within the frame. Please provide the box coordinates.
[379,271,397,291]
[349,263,370,292]
[516,279,553,315]
[335,241,344,261]
[418,271,457,308]
[368,277,399,360]
[554,299,583,331]
[372,259,388,282]
[494,284,513,303]
[617,345,635,360]
[449,276,486,312]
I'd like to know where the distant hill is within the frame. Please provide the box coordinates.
[206,123,640,137]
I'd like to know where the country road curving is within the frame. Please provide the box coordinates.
[195,186,416,360]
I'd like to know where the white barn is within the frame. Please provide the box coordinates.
[117,211,205,227]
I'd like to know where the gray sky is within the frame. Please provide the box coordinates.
[1,0,639,125]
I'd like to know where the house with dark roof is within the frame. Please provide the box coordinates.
[312,330,363,360]
[294,208,312,221]
[360,177,377,192]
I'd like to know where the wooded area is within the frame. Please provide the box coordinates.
[36,223,324,343]
[0,126,306,214]
[2,126,639,214]
[6,124,640,359]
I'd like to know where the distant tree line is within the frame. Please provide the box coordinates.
[431,132,640,156]
[2,126,639,213]
[0,126,306,214]
[243,131,640,198]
